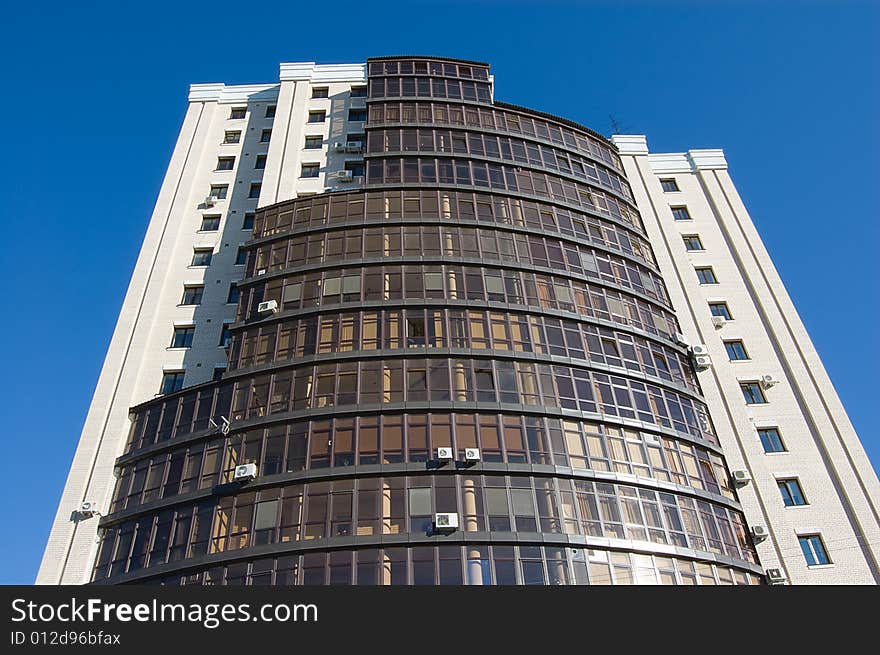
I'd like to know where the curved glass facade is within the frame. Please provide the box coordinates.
[91,56,761,585]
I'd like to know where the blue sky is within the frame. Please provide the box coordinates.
[0,1,876,584]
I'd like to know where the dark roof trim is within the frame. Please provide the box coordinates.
[367,55,490,68]
[494,101,613,147]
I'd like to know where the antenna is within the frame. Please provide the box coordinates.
[609,114,622,134]
[608,114,634,135]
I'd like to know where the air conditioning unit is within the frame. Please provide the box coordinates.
[204,196,216,207]
[464,448,481,462]
[233,463,257,482]
[333,170,354,181]
[644,434,662,446]
[333,142,346,152]
[731,469,751,485]
[765,568,787,584]
[711,315,726,328]
[760,375,779,389]
[436,447,454,461]
[344,141,364,153]
[434,513,459,532]
[78,502,99,516]
[257,299,278,315]
[257,268,267,276]
[674,332,689,347]
[751,525,769,541]
[689,344,711,370]
[692,355,712,371]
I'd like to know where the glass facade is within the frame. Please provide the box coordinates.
[91,56,760,585]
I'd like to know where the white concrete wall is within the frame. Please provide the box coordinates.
[614,135,880,584]
[262,62,367,205]
[38,63,367,584]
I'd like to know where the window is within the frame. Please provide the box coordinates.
[265,105,276,118]
[160,371,185,394]
[799,535,831,566]
[227,284,240,304]
[660,178,679,192]
[709,302,732,320]
[200,215,220,231]
[170,326,195,348]
[322,277,341,296]
[740,382,766,404]
[304,136,323,149]
[249,183,261,199]
[695,267,717,284]
[209,185,228,200]
[344,161,365,177]
[230,107,246,119]
[758,428,786,453]
[235,247,248,266]
[312,87,329,98]
[342,275,361,295]
[212,367,226,382]
[242,213,255,230]
[308,111,326,123]
[348,109,367,122]
[224,131,241,144]
[260,129,272,143]
[724,340,749,361]
[216,156,235,171]
[671,206,691,221]
[301,163,320,178]
[683,235,704,251]
[255,154,267,169]
[424,273,443,291]
[778,479,807,507]
[181,285,204,305]
[219,324,232,347]
[191,248,213,267]
[350,86,367,98]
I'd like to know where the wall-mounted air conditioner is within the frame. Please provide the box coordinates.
[760,375,779,389]
[78,502,99,517]
[751,525,769,541]
[436,447,454,461]
[689,344,712,370]
[434,513,459,532]
[765,568,787,584]
[257,300,278,315]
[233,463,257,482]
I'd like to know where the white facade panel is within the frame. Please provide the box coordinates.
[615,134,880,584]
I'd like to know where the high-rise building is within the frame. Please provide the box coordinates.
[38,56,879,586]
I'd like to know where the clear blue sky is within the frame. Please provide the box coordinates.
[0,1,876,584]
